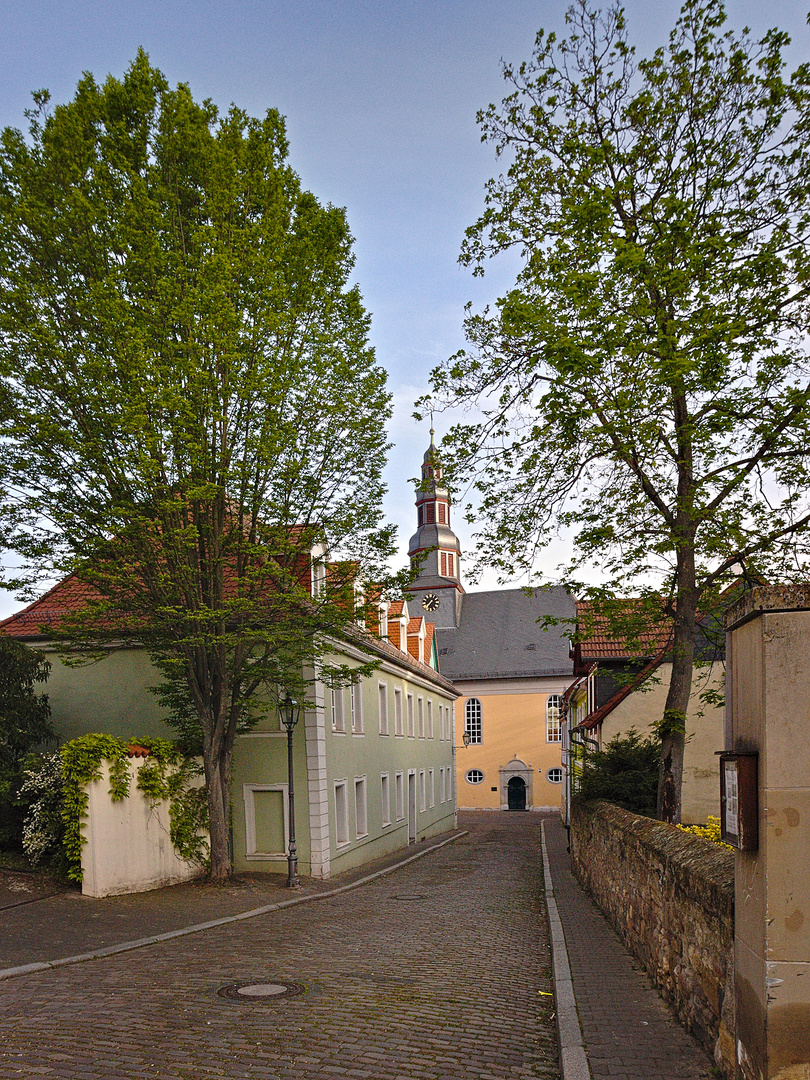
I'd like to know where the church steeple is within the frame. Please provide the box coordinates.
[407,429,463,628]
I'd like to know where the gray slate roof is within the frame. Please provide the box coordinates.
[435,586,575,680]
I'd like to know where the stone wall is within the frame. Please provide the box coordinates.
[570,799,735,1077]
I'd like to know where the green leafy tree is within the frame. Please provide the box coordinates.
[0,638,55,849]
[427,0,810,822]
[0,53,396,878]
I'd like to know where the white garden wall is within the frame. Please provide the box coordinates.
[81,758,207,897]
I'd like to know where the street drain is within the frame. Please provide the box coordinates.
[391,893,428,901]
[217,980,305,1002]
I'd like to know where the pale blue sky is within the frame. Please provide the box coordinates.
[0,1,807,614]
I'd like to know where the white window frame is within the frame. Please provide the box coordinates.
[429,767,435,808]
[427,700,434,740]
[334,779,350,847]
[417,696,424,739]
[331,687,345,734]
[546,694,563,743]
[381,772,391,827]
[243,784,289,861]
[378,681,389,736]
[351,681,364,734]
[395,771,404,821]
[464,698,483,744]
[419,769,427,811]
[407,693,415,738]
[394,687,403,736]
[354,776,368,838]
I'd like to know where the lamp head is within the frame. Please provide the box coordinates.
[281,691,301,731]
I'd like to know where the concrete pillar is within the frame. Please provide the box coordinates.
[726,586,810,1080]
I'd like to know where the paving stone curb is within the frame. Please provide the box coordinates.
[0,830,467,983]
[541,819,591,1080]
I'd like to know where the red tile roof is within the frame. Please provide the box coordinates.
[575,600,671,660]
[0,573,105,637]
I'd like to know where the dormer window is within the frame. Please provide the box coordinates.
[378,605,388,638]
[312,560,326,597]
[354,582,365,628]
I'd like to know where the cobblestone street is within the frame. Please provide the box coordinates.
[0,813,558,1080]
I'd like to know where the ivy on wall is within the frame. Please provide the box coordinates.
[57,734,209,882]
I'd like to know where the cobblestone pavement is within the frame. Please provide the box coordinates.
[0,813,558,1080]
[544,815,714,1080]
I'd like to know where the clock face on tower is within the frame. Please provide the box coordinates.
[422,593,440,612]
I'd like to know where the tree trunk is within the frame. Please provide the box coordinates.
[657,554,698,824]
[204,741,231,881]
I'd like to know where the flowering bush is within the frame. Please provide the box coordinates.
[20,753,67,871]
[677,816,732,849]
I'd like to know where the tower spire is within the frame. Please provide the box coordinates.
[407,425,463,627]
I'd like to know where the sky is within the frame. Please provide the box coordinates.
[0,0,808,617]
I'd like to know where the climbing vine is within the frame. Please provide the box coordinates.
[26,734,209,882]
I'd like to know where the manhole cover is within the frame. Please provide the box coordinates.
[217,980,305,1002]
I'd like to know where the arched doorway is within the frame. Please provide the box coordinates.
[507,776,527,811]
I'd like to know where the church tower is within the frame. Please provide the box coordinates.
[407,430,464,628]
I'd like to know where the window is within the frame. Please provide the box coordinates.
[546,694,563,743]
[547,768,563,784]
[419,769,426,811]
[394,688,403,736]
[418,504,424,526]
[438,502,446,524]
[440,552,447,576]
[355,777,367,838]
[427,700,434,739]
[464,698,482,744]
[351,681,363,734]
[312,559,326,597]
[331,688,345,733]
[417,697,424,738]
[243,785,288,859]
[378,605,388,639]
[447,553,454,577]
[334,781,349,846]
[378,682,389,735]
[395,771,404,820]
[407,693,415,738]
[429,768,435,807]
[426,503,435,524]
[465,769,484,785]
[381,773,391,826]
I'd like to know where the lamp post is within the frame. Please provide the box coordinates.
[280,692,301,889]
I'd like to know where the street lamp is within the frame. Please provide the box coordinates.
[462,729,471,748]
[280,691,301,889]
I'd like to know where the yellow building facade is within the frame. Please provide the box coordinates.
[453,677,570,811]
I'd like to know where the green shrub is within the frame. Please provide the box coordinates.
[577,729,659,815]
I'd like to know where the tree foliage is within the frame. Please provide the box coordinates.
[0,53,396,876]
[0,638,54,850]
[426,0,810,821]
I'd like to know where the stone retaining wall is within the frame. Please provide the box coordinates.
[570,799,735,1077]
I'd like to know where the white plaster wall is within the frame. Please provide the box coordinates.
[81,758,207,897]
